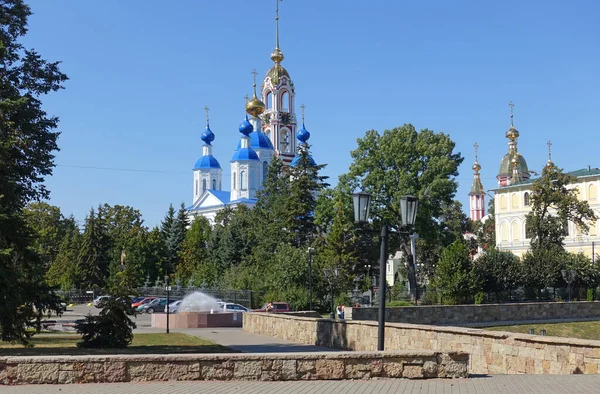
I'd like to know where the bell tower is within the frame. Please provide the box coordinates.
[469,143,486,221]
[261,0,296,166]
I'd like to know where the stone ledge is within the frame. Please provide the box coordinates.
[0,351,468,385]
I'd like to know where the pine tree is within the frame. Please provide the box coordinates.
[286,144,329,245]
[78,208,109,289]
[0,0,69,343]
[46,226,81,290]
[322,194,358,284]
[164,203,187,275]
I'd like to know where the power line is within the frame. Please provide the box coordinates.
[56,164,188,175]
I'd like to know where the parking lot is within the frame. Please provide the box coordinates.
[46,304,153,331]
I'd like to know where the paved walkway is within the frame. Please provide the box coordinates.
[4,375,600,393]
[137,326,336,353]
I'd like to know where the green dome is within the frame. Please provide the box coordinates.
[498,152,529,177]
[265,64,290,86]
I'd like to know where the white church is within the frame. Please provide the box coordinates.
[187,5,315,224]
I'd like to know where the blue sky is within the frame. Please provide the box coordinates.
[24,0,600,228]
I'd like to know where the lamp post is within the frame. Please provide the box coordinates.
[164,275,170,334]
[308,247,314,311]
[323,268,341,319]
[352,191,419,351]
[400,195,419,304]
[561,269,577,302]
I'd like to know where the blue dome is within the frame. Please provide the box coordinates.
[297,124,310,143]
[238,116,253,136]
[231,147,260,162]
[236,131,274,150]
[194,155,221,170]
[290,154,316,167]
[201,124,215,145]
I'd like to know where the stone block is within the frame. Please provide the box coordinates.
[104,361,127,383]
[297,360,316,374]
[128,362,198,382]
[585,363,598,374]
[233,361,262,380]
[315,359,345,380]
[58,371,75,384]
[280,360,297,380]
[382,361,403,378]
[201,361,234,380]
[73,362,105,383]
[403,365,424,379]
[18,362,59,384]
[370,359,383,377]
[345,360,371,379]
[422,361,438,378]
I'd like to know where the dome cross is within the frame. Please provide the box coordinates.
[204,105,210,125]
[300,104,306,124]
[509,101,514,126]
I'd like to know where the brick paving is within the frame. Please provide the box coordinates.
[3,375,600,394]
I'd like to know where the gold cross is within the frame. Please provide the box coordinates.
[547,140,552,161]
[509,101,514,126]
[251,69,258,87]
[204,105,209,124]
[474,142,479,162]
[300,104,306,124]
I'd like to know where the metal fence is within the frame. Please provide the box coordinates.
[56,287,255,308]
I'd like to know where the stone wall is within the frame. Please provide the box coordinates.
[0,351,467,385]
[352,302,600,326]
[243,313,600,375]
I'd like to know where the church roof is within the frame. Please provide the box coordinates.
[492,167,600,191]
[498,152,529,177]
[194,154,221,170]
[469,179,485,196]
[231,147,260,162]
[265,64,290,86]
[236,131,274,150]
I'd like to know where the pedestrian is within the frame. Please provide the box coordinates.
[337,304,345,320]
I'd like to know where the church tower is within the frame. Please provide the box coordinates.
[469,143,485,221]
[230,116,262,201]
[260,1,297,166]
[192,106,222,203]
[291,105,316,168]
[497,102,530,187]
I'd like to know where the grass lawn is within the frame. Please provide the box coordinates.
[0,332,237,356]
[486,320,600,341]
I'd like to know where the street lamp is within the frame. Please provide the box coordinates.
[323,267,341,319]
[561,268,577,302]
[307,247,314,311]
[164,275,171,334]
[352,190,419,351]
[400,195,419,303]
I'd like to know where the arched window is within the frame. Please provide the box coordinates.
[281,91,289,111]
[500,195,507,210]
[202,179,206,193]
[511,221,519,241]
[589,184,598,201]
[511,193,519,209]
[500,222,508,241]
[212,179,216,190]
[524,192,530,206]
[525,220,534,239]
[233,172,236,189]
[241,171,247,190]
[195,180,198,196]
[266,92,272,109]
[263,161,268,182]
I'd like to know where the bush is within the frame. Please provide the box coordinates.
[386,300,412,307]
[75,295,136,348]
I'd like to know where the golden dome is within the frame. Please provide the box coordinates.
[271,48,284,63]
[505,125,519,141]
[472,162,481,172]
[245,94,265,117]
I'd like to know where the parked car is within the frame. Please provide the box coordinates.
[138,298,168,314]
[222,303,249,313]
[164,300,182,314]
[253,302,291,313]
[131,296,145,305]
[132,297,156,309]
[92,296,111,308]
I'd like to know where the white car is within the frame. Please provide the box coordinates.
[164,300,182,314]
[222,303,248,313]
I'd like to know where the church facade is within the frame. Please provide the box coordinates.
[187,5,314,224]
[469,103,600,259]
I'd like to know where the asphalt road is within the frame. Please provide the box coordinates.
[45,304,153,331]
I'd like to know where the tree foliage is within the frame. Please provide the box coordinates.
[0,0,68,343]
[526,165,596,250]
[430,241,475,305]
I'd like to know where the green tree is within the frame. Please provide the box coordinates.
[78,208,110,288]
[526,165,596,251]
[521,246,564,298]
[46,226,81,290]
[0,0,68,343]
[430,241,475,305]
[177,216,214,285]
[23,202,70,268]
[472,248,521,301]
[440,200,473,246]
[163,203,187,274]
[285,144,329,246]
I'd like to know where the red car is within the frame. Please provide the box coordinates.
[132,297,156,309]
[253,302,291,313]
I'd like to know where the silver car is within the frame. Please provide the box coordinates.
[164,300,182,313]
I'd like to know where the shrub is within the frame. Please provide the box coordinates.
[75,295,136,348]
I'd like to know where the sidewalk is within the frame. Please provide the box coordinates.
[3,375,600,394]
[136,326,337,353]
